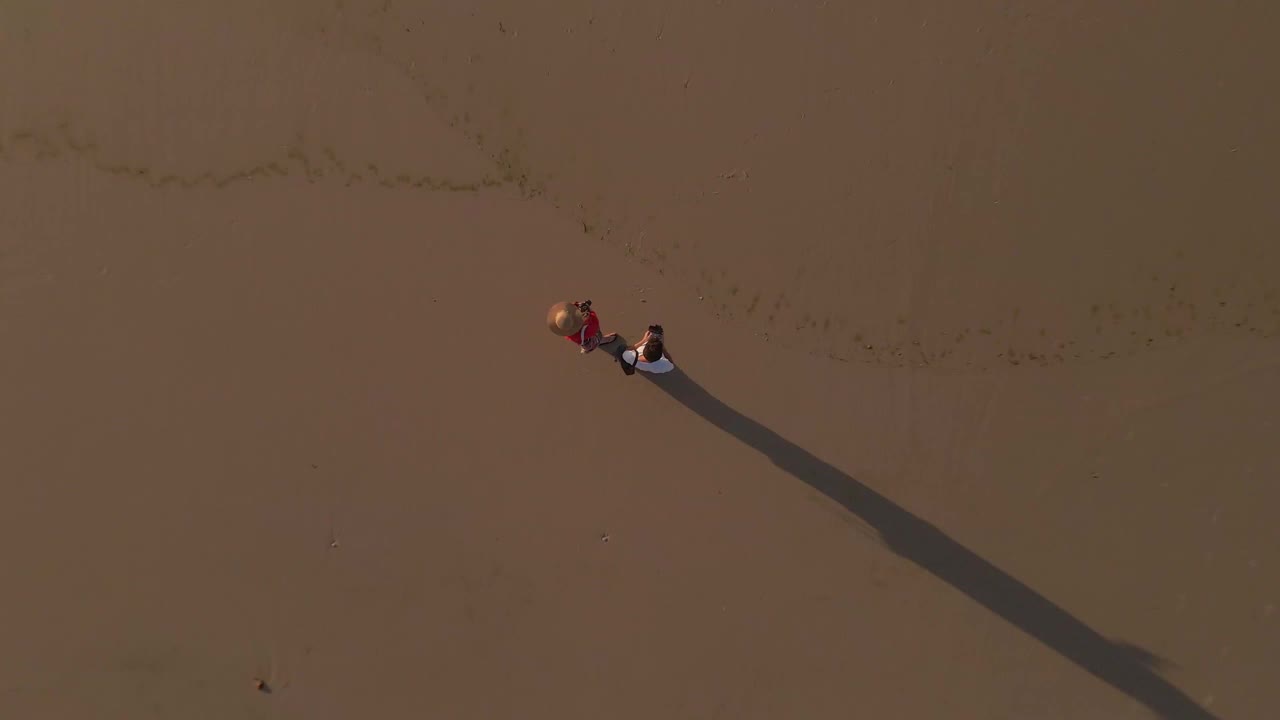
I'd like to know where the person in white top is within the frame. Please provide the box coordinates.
[620,324,675,374]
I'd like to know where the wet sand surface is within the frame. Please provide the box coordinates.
[2,2,1278,718]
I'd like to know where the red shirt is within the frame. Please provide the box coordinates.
[564,310,601,347]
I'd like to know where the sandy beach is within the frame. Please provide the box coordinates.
[2,2,1278,718]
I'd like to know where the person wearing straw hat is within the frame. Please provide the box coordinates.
[547,299,617,354]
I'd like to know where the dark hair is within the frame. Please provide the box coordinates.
[642,340,664,362]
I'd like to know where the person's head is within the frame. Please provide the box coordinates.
[547,301,587,336]
[642,339,664,362]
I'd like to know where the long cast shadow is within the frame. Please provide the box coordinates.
[633,364,1214,720]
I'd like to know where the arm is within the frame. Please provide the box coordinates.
[627,330,653,354]
[575,307,600,353]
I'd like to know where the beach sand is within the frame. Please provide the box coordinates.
[2,2,1277,718]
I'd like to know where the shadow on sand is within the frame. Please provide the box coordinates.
[604,340,1214,720]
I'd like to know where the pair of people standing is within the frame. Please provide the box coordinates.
[546,300,674,374]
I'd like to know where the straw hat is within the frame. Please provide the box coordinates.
[547,301,585,336]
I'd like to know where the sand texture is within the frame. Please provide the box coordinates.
[3,2,1278,718]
